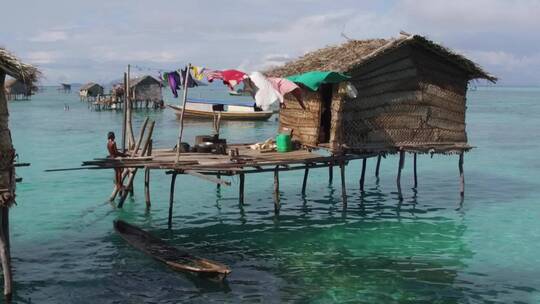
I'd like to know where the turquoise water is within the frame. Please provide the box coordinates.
[5,86,540,303]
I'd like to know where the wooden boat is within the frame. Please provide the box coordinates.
[114,220,231,280]
[168,104,273,121]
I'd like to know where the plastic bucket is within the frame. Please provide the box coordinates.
[276,133,292,152]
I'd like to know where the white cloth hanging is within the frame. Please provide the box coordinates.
[248,72,280,111]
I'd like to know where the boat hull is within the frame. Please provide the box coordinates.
[168,105,273,121]
[114,220,231,280]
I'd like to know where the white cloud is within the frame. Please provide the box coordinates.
[25,51,59,64]
[29,30,68,42]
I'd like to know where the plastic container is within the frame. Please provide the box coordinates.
[276,133,292,153]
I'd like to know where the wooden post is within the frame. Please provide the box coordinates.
[273,166,280,213]
[413,153,418,189]
[340,162,347,205]
[239,173,245,205]
[126,64,135,150]
[301,166,309,196]
[375,155,381,178]
[397,150,405,199]
[459,152,464,197]
[359,158,366,192]
[0,207,11,301]
[0,72,13,300]
[216,172,221,190]
[328,163,333,184]
[175,64,191,163]
[121,72,127,153]
[168,173,177,229]
[144,168,151,208]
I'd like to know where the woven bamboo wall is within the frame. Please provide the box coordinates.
[279,90,321,146]
[340,44,469,150]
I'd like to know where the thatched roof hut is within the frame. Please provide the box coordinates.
[129,75,162,103]
[4,78,33,100]
[1,49,39,102]
[79,82,104,98]
[266,33,496,154]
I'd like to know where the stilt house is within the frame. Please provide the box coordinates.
[266,33,496,155]
[79,82,104,101]
[4,79,33,101]
[129,75,163,107]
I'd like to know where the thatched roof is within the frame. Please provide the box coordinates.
[80,82,103,91]
[0,48,39,84]
[130,75,160,87]
[266,34,496,82]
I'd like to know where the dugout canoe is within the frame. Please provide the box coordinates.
[114,220,231,280]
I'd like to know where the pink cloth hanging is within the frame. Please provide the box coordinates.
[268,77,305,109]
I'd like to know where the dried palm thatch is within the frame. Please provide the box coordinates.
[266,34,496,82]
[0,48,40,83]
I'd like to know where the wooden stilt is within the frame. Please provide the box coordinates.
[375,155,381,178]
[238,173,245,205]
[301,166,309,196]
[168,173,177,229]
[397,150,405,199]
[216,172,221,190]
[340,162,347,205]
[273,166,280,213]
[413,153,418,189]
[459,152,464,197]
[359,158,366,192]
[0,207,11,301]
[328,163,333,184]
[144,168,151,208]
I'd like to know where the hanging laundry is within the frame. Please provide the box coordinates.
[191,66,206,81]
[249,72,280,111]
[180,67,198,88]
[221,69,247,90]
[268,77,305,109]
[204,70,224,83]
[166,71,181,98]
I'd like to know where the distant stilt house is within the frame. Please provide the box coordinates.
[59,83,71,93]
[79,82,104,101]
[266,33,496,155]
[4,79,33,101]
[129,75,163,109]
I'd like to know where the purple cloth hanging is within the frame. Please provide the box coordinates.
[167,71,181,98]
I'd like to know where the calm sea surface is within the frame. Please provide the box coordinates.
[5,85,540,303]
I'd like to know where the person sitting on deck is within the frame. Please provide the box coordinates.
[107,132,127,194]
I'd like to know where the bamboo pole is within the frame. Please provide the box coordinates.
[301,166,309,196]
[459,152,464,197]
[397,150,405,199]
[273,166,280,213]
[375,155,381,178]
[340,162,347,206]
[359,158,366,192]
[176,64,191,163]
[118,121,155,207]
[239,173,245,205]
[168,173,177,229]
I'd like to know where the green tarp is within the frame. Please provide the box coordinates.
[286,71,350,91]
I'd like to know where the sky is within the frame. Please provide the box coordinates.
[1,0,539,85]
